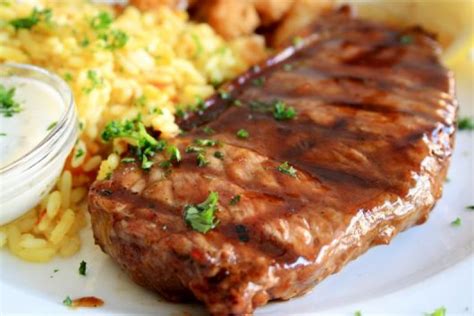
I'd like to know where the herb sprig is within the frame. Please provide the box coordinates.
[184,192,219,233]
[0,84,22,117]
[101,115,166,170]
[10,8,52,30]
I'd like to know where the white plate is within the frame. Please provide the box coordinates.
[1,48,473,316]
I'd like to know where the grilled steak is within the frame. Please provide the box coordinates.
[88,7,457,315]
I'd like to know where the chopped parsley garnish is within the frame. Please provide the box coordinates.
[194,139,217,147]
[78,260,87,276]
[63,296,73,306]
[74,148,85,159]
[79,38,90,47]
[191,33,203,58]
[252,77,265,87]
[236,129,249,139]
[99,29,128,50]
[277,161,297,177]
[218,90,231,100]
[458,117,474,130]
[292,36,303,46]
[185,145,204,153]
[426,306,446,316]
[230,195,240,205]
[184,192,219,233]
[400,35,413,45]
[203,126,215,135]
[354,311,362,316]
[273,100,296,120]
[466,205,474,211]
[196,152,208,167]
[90,11,113,30]
[101,115,166,170]
[121,157,135,163]
[10,8,52,30]
[0,133,6,136]
[213,151,224,159]
[53,268,59,273]
[249,99,297,121]
[159,160,172,169]
[0,85,22,117]
[83,70,103,94]
[451,217,461,227]
[64,72,73,82]
[167,145,181,162]
[46,121,57,131]
[134,95,147,107]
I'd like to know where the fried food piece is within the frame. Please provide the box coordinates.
[253,0,295,26]
[128,0,191,11]
[230,34,267,65]
[195,0,260,39]
[272,0,334,47]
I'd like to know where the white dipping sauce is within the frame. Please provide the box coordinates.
[0,77,63,168]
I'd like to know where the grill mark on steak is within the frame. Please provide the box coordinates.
[88,7,457,315]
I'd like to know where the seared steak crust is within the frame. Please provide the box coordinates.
[88,8,457,315]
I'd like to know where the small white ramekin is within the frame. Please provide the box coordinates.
[0,63,78,225]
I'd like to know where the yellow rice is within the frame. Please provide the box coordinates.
[0,0,260,262]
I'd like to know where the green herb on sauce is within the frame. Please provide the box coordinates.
[185,145,204,153]
[184,192,219,233]
[273,100,296,121]
[78,260,87,276]
[277,161,297,177]
[230,195,241,205]
[292,36,303,46]
[236,129,249,139]
[46,121,57,131]
[90,11,113,30]
[213,151,224,159]
[458,117,474,130]
[101,115,166,170]
[203,126,215,135]
[451,217,462,227]
[0,85,22,117]
[194,139,217,147]
[196,152,208,167]
[63,296,73,306]
[167,145,181,163]
[121,157,135,163]
[10,8,52,30]
[218,90,231,100]
[400,35,413,45]
[426,306,446,316]
[252,77,265,87]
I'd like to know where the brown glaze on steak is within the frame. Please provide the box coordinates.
[88,8,457,315]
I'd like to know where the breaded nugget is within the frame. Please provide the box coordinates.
[272,0,333,47]
[253,0,295,26]
[195,0,260,39]
[129,0,191,10]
